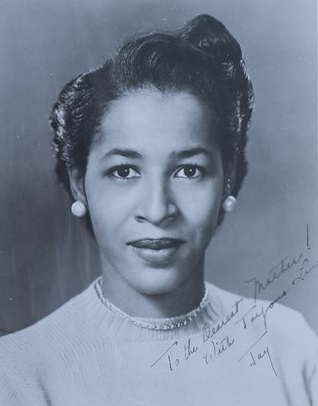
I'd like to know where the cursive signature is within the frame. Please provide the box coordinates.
[202,335,235,365]
[202,298,243,342]
[245,253,303,301]
[150,226,317,378]
[248,346,277,376]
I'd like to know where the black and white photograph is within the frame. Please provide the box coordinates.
[0,0,317,404]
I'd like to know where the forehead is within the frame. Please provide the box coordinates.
[94,89,218,155]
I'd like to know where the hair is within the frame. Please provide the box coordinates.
[50,14,254,223]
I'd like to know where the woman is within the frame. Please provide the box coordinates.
[0,14,317,406]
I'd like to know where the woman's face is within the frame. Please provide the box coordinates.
[84,89,224,296]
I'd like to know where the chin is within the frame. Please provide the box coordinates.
[130,269,185,296]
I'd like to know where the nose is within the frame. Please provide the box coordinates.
[134,178,179,225]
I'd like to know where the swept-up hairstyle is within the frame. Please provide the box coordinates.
[50,14,254,211]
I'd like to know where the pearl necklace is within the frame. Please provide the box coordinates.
[94,278,209,331]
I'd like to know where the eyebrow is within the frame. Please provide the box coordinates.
[173,147,212,159]
[102,147,212,160]
[103,148,142,159]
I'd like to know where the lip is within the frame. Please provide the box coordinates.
[127,238,186,264]
[127,238,185,250]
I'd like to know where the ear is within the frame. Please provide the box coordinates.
[222,160,236,200]
[67,166,87,205]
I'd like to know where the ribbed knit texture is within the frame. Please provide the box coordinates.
[0,278,317,405]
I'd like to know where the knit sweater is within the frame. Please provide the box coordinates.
[0,278,317,406]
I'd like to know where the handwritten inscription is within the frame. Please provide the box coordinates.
[151,334,236,372]
[248,346,277,377]
[245,253,303,301]
[292,258,318,286]
[150,301,244,371]
[150,227,318,377]
[203,299,243,342]
[202,336,235,365]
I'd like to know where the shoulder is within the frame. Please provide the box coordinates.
[0,278,99,370]
[0,278,107,404]
[207,282,318,361]
[207,283,318,401]
[209,281,316,331]
[0,279,101,403]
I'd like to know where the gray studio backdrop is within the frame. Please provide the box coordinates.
[0,0,317,335]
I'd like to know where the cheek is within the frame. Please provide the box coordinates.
[178,185,223,249]
[177,181,223,224]
[85,184,140,241]
[185,199,220,234]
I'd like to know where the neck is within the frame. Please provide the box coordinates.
[100,256,205,319]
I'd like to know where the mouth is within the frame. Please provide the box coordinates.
[127,238,186,264]
[127,238,185,250]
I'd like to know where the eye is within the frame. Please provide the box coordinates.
[174,165,205,179]
[110,165,141,179]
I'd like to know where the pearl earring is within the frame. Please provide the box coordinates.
[71,201,87,217]
[222,195,237,212]
[222,178,236,212]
